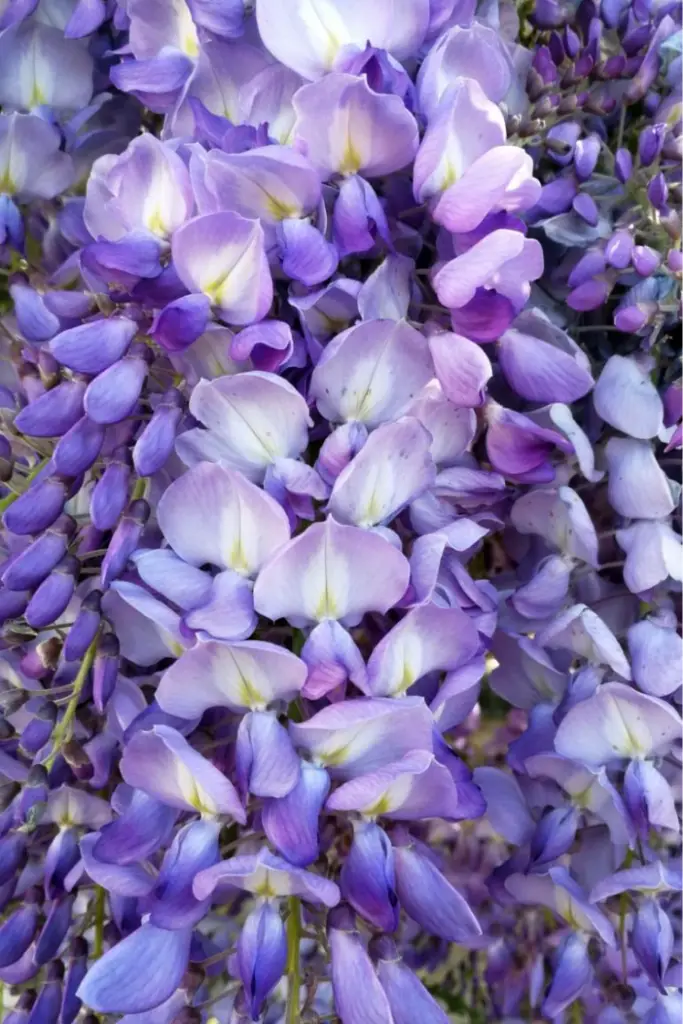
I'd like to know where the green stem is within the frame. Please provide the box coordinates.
[0,457,49,513]
[618,892,629,982]
[616,103,627,151]
[94,886,106,958]
[132,476,148,501]
[285,897,302,1024]
[44,636,98,769]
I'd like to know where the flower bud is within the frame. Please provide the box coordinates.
[62,739,94,781]
[92,633,120,712]
[63,590,101,662]
[639,123,666,166]
[0,587,30,625]
[19,702,57,756]
[573,134,600,180]
[19,637,62,679]
[3,474,68,536]
[237,903,287,1021]
[49,317,137,375]
[0,833,27,886]
[605,229,633,269]
[100,499,150,586]
[14,380,86,438]
[632,245,660,276]
[572,193,599,225]
[615,147,633,182]
[647,171,668,210]
[90,448,131,531]
[2,514,76,590]
[0,898,40,969]
[84,351,148,426]
[53,416,105,477]
[25,555,79,629]
[133,388,183,477]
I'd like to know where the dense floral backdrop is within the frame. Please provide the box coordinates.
[0,0,680,1021]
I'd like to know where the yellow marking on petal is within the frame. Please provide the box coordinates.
[314,588,338,620]
[185,779,214,815]
[237,676,265,708]
[183,32,200,58]
[364,793,393,816]
[320,742,352,767]
[339,140,362,176]
[30,83,46,107]
[362,488,384,526]
[229,541,251,576]
[0,172,14,192]
[265,194,300,220]
[255,873,277,898]
[440,159,458,191]
[571,785,592,810]
[397,662,416,695]
[146,208,169,238]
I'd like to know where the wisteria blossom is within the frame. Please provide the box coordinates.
[0,0,680,1022]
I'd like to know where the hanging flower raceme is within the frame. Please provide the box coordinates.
[0,0,680,1020]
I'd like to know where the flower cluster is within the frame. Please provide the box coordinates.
[0,0,680,1022]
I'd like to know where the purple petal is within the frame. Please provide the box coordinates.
[120,725,246,821]
[253,516,409,627]
[340,821,399,932]
[301,620,367,700]
[230,321,293,373]
[184,371,311,481]
[77,923,191,1014]
[554,682,682,765]
[366,604,480,698]
[594,355,663,440]
[310,319,434,428]
[628,617,683,697]
[194,848,340,907]
[256,0,429,78]
[158,461,290,575]
[290,696,434,779]
[293,73,418,178]
[158,638,305,718]
[262,762,330,867]
[358,254,414,321]
[151,295,210,353]
[172,212,272,325]
[235,710,301,798]
[605,437,674,520]
[394,842,482,943]
[78,833,156,898]
[279,218,339,285]
[429,331,492,408]
[327,750,463,821]
[329,416,435,528]
[49,318,137,375]
[333,175,390,258]
[149,819,220,930]
[237,902,287,1020]
[94,791,176,866]
[375,947,450,1024]
[474,766,534,844]
[499,327,594,403]
[328,912,394,1024]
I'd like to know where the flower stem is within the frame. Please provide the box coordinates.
[45,635,98,769]
[94,886,106,958]
[286,896,302,1024]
